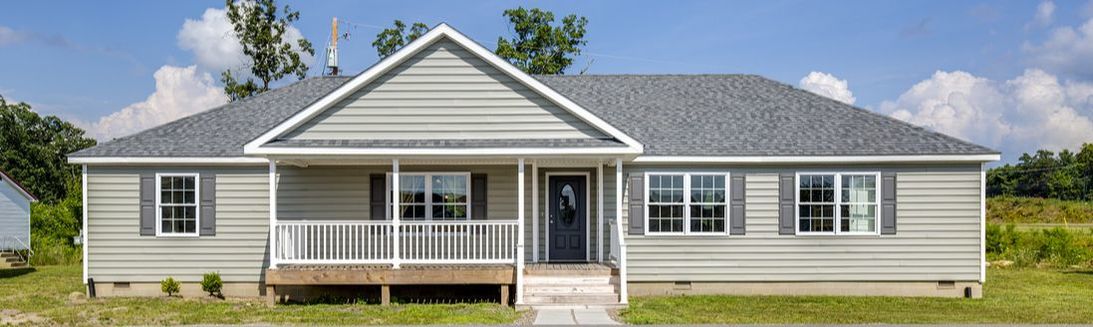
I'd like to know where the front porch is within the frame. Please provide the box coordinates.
[264,158,629,305]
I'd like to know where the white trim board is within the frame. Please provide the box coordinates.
[634,154,1000,163]
[243,23,643,155]
[544,172,592,262]
[68,157,268,165]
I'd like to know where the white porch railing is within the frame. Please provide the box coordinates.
[400,220,520,264]
[274,220,520,265]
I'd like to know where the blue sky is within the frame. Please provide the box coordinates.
[2,0,1092,164]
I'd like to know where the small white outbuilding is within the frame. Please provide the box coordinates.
[0,169,37,251]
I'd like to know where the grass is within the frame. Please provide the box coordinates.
[988,196,1093,226]
[0,265,521,326]
[621,268,1093,324]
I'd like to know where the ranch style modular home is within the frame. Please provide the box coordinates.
[0,169,36,263]
[69,24,999,306]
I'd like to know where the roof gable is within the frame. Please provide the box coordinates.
[281,38,609,141]
[245,24,642,156]
[0,169,37,202]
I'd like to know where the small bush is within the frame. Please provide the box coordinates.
[161,277,181,296]
[986,223,1093,268]
[201,272,223,297]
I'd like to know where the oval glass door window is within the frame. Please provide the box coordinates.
[559,184,577,226]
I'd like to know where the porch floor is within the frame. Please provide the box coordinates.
[525,262,618,276]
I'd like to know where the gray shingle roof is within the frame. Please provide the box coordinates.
[71,74,997,158]
[70,77,352,158]
[536,74,997,156]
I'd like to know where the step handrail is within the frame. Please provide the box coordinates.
[2,235,32,263]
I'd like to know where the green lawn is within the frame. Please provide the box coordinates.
[0,265,521,326]
[621,268,1093,324]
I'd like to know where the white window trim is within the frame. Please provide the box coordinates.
[794,171,882,236]
[385,172,472,221]
[644,172,731,236]
[155,173,200,237]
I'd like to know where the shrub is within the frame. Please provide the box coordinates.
[986,223,1093,268]
[161,277,181,296]
[201,272,223,297]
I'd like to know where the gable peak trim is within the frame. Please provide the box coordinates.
[244,23,643,155]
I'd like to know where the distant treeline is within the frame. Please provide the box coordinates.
[987,143,1093,200]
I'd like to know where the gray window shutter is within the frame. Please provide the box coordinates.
[778,173,796,235]
[139,173,155,236]
[370,174,386,221]
[199,174,216,236]
[471,174,487,220]
[627,174,644,235]
[881,172,897,235]
[730,174,746,235]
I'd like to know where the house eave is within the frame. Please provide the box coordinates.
[632,154,1001,164]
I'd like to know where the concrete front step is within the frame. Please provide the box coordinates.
[525,284,618,294]
[524,276,617,285]
[522,293,620,304]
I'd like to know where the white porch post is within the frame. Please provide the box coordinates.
[615,158,628,303]
[531,160,538,262]
[516,158,526,305]
[392,159,401,269]
[597,162,604,263]
[268,159,279,269]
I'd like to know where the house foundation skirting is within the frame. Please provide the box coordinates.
[628,281,982,298]
[92,282,264,297]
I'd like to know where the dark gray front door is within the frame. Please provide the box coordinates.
[549,176,586,261]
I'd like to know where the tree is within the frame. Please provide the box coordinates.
[370,8,589,75]
[0,96,96,203]
[221,0,315,102]
[495,7,588,75]
[373,20,429,58]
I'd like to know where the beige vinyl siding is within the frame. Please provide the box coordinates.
[86,167,269,283]
[283,38,607,140]
[621,164,983,282]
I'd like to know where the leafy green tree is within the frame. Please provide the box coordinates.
[371,8,589,75]
[495,7,588,75]
[0,96,96,203]
[373,20,429,58]
[221,0,315,102]
[987,144,1093,200]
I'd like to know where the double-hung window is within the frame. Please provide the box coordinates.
[392,173,470,221]
[796,172,879,235]
[646,173,729,235]
[156,173,199,236]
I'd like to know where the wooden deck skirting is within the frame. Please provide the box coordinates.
[265,264,516,305]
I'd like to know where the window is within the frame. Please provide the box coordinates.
[390,173,470,221]
[157,173,199,236]
[796,172,879,235]
[646,173,729,234]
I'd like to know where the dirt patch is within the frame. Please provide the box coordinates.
[0,309,47,325]
[515,308,536,325]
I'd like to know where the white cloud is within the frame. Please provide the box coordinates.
[0,26,27,46]
[1024,17,1093,78]
[1030,1,1055,29]
[798,71,856,105]
[177,7,311,74]
[82,65,227,140]
[880,69,1093,158]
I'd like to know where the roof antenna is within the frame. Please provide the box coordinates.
[325,17,339,76]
